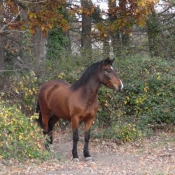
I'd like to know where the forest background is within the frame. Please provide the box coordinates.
[0,0,175,160]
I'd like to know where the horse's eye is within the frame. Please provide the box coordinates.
[105,69,112,73]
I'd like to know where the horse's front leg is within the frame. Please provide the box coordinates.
[84,118,94,161]
[71,117,79,161]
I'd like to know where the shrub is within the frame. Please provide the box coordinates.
[114,123,142,142]
[93,55,175,140]
[0,101,48,160]
[116,55,175,125]
[1,54,175,144]
[38,55,175,140]
[0,71,39,115]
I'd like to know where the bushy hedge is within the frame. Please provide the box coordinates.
[0,54,175,151]
[115,55,175,125]
[0,101,49,160]
[94,55,175,141]
[0,71,38,115]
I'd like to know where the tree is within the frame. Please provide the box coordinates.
[0,0,71,66]
[95,0,159,47]
[146,7,160,57]
[153,0,175,59]
[0,2,4,72]
[0,0,161,63]
[81,0,93,56]
[47,7,70,59]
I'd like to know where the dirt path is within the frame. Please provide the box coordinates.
[1,130,175,175]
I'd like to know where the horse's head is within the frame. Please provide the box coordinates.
[99,57,123,92]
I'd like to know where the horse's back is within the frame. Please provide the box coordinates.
[40,80,69,89]
[39,80,70,98]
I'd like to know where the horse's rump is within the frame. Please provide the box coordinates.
[38,80,71,120]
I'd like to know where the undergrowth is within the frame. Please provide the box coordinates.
[0,54,175,160]
[0,101,54,161]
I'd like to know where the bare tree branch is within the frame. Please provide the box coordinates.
[0,11,21,34]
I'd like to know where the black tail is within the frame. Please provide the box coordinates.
[36,100,40,113]
[36,101,43,129]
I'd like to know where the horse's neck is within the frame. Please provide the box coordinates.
[81,78,101,103]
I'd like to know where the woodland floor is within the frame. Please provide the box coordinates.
[1,126,175,175]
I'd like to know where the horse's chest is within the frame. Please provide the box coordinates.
[70,101,98,120]
[80,101,99,118]
[69,91,99,120]
[85,104,97,114]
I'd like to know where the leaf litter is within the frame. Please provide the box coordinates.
[0,129,175,175]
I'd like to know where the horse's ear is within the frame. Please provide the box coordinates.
[103,57,115,65]
[103,57,110,65]
[110,58,115,65]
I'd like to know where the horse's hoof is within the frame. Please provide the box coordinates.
[45,143,54,151]
[73,158,79,162]
[48,144,54,152]
[45,143,50,151]
[85,157,93,161]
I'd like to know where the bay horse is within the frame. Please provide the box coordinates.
[36,57,123,161]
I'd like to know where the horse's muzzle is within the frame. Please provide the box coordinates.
[119,84,122,91]
[114,83,123,92]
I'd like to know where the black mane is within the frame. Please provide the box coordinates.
[70,60,103,91]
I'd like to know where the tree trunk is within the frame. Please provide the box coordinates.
[0,36,4,71]
[81,0,92,57]
[0,0,4,88]
[119,0,129,47]
[0,36,4,89]
[103,37,110,57]
[19,7,47,63]
[108,0,120,56]
[146,7,160,57]
[0,0,4,72]
[33,27,47,61]
[108,0,130,57]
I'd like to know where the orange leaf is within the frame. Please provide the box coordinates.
[41,26,45,31]
[104,33,108,38]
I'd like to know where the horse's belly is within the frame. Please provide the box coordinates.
[48,86,71,120]
[53,107,70,121]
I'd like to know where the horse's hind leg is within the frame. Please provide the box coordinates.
[71,117,80,161]
[48,114,60,144]
[41,111,50,134]
[39,109,53,150]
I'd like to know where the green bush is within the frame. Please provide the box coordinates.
[1,71,39,115]
[1,54,175,144]
[0,101,49,160]
[114,123,142,142]
[116,55,175,125]
[100,56,173,119]
[90,55,175,141]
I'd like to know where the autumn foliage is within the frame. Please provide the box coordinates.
[1,0,70,35]
[1,0,159,38]
[95,0,159,38]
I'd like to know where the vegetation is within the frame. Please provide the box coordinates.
[94,55,175,142]
[0,54,175,161]
[0,101,49,160]
[0,0,175,162]
[46,7,70,59]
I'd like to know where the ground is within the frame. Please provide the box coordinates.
[0,127,175,175]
